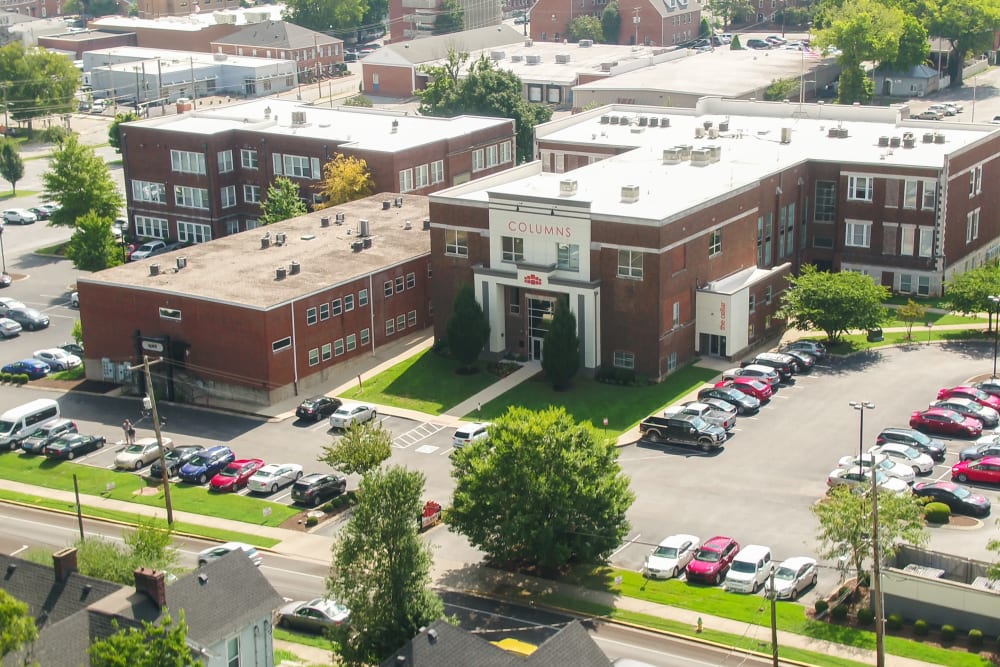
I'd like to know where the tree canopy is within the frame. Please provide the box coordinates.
[74,517,179,585]
[896,299,927,340]
[601,2,621,44]
[446,283,490,370]
[89,612,198,667]
[541,299,580,390]
[0,43,79,132]
[327,466,443,666]
[317,154,374,207]
[778,265,889,342]
[945,263,1000,326]
[448,406,635,574]
[108,111,138,153]
[43,135,123,228]
[0,589,36,659]
[432,0,464,35]
[924,0,1000,87]
[283,0,364,32]
[65,212,124,272]
[260,176,308,225]
[318,419,392,477]
[568,16,604,42]
[0,139,23,195]
[813,485,928,579]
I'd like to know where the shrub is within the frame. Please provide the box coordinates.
[940,624,956,643]
[830,604,849,621]
[968,629,983,649]
[914,619,929,636]
[814,599,829,615]
[857,572,871,587]
[924,502,951,523]
[36,125,71,143]
[0,372,9,382]
[856,607,875,626]
[15,374,28,385]
[304,515,318,527]
[886,613,903,631]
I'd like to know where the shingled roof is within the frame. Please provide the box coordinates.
[212,19,341,48]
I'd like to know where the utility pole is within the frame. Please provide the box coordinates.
[632,8,640,46]
[135,355,174,525]
[871,465,886,667]
[769,568,779,667]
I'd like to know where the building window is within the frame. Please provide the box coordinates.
[844,221,871,247]
[243,185,261,203]
[813,237,834,249]
[970,165,983,196]
[500,141,513,164]
[221,185,236,208]
[966,209,980,243]
[308,348,319,366]
[240,149,258,169]
[885,179,899,208]
[386,318,395,335]
[272,337,291,352]
[748,294,756,313]
[903,180,918,209]
[170,149,206,174]
[406,273,415,289]
[899,274,912,292]
[502,236,524,262]
[218,150,234,173]
[319,303,330,320]
[922,182,936,210]
[176,221,211,244]
[847,175,873,202]
[917,275,930,296]
[158,307,181,321]
[510,287,520,315]
[395,276,404,293]
[346,333,357,351]
[415,164,429,189]
[814,181,836,222]
[430,160,445,184]
[345,294,355,311]
[765,286,772,304]
[306,307,318,325]
[445,230,468,257]
[227,637,239,667]
[396,314,406,330]
[135,216,168,238]
[359,289,368,306]
[899,226,914,255]
[709,229,722,256]
[486,145,498,168]
[613,350,635,369]
[617,250,643,279]
[384,280,393,297]
[556,243,579,271]
[131,180,166,203]
[408,309,417,327]
[672,301,680,327]
[472,149,485,172]
[360,327,370,345]
[334,338,345,356]
[399,168,414,193]
[331,298,342,315]
[174,186,210,209]
[282,154,312,178]
[321,343,332,360]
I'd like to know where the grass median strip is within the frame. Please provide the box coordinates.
[0,454,298,528]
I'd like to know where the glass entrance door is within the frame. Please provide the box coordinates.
[527,295,557,361]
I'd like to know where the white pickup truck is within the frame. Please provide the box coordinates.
[663,401,737,432]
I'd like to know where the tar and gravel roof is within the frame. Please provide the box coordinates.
[80,194,430,309]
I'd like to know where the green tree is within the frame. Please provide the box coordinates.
[432,0,464,35]
[601,2,621,44]
[704,0,753,28]
[327,466,443,666]
[341,94,373,107]
[318,419,392,477]
[89,611,198,667]
[448,406,635,574]
[361,0,389,29]
[446,283,490,371]
[730,34,743,50]
[945,264,1000,327]
[108,111,138,153]
[778,265,889,343]
[283,0,364,32]
[65,212,124,272]
[260,176,307,225]
[813,485,928,580]
[989,534,1000,581]
[0,590,36,659]
[317,154,374,207]
[541,299,580,390]
[75,517,179,585]
[0,139,23,195]
[924,0,1000,87]
[699,17,711,38]
[72,319,83,345]
[883,14,930,71]
[0,43,79,134]
[43,135,123,228]
[764,77,800,101]
[897,299,927,340]
[567,16,604,42]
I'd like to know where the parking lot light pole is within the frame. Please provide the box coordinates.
[849,401,875,474]
[989,295,1000,377]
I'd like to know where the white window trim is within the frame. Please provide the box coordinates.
[844,220,872,248]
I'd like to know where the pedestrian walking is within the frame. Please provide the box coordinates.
[122,419,135,444]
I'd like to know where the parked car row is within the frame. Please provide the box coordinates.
[294,396,378,431]
[0,297,50,331]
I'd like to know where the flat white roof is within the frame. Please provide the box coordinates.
[92,46,292,71]
[436,98,998,222]
[129,98,512,151]
[91,4,284,32]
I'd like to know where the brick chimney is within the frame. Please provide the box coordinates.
[133,568,167,608]
[52,547,78,582]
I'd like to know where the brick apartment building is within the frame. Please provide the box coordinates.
[388,0,501,42]
[210,20,344,82]
[529,0,701,46]
[77,194,433,407]
[118,98,516,243]
[428,99,1000,380]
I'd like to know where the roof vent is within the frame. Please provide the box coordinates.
[922,132,935,143]
[718,120,729,131]
[579,39,593,48]
[559,179,578,196]
[891,136,902,147]
[275,266,287,280]
[363,237,373,249]
[695,126,705,138]
[676,144,692,160]
[321,216,331,227]
[934,132,945,144]
[404,220,412,230]
[878,136,890,147]
[609,115,620,125]
[703,120,713,130]
[289,261,300,275]
[660,117,670,128]
[600,114,610,124]
[351,241,363,252]
[275,232,286,246]
[490,50,505,60]
[290,110,307,125]
[176,257,187,270]
[358,219,370,237]
[261,235,271,249]
[902,132,916,148]
[621,184,641,203]
[637,116,648,127]
[524,38,533,47]
[526,54,541,65]
[335,212,345,224]
[708,126,719,139]
[383,200,391,210]
[780,127,791,144]
[149,264,160,276]
[649,116,659,127]
[555,53,570,64]
[391,119,399,133]
[395,196,403,207]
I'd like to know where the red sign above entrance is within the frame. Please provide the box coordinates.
[523,274,542,286]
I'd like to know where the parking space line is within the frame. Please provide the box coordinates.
[273,491,292,503]
[309,420,331,433]
[440,447,455,457]
[393,422,447,449]
[610,533,641,558]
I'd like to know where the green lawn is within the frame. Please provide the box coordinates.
[820,327,992,354]
[473,364,720,435]
[0,190,39,200]
[51,366,85,381]
[884,295,952,309]
[274,628,333,651]
[0,453,298,527]
[884,312,987,327]
[340,348,500,415]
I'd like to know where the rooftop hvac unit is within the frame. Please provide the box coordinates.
[703,120,713,130]
[660,117,670,128]
[260,236,270,249]
[648,117,659,127]
[718,120,729,131]
[579,39,593,48]
[275,267,287,280]
[922,132,935,143]
[289,261,300,275]
[290,111,307,125]
[176,257,187,270]
[878,136,890,147]
[423,218,431,230]
[394,196,403,207]
[934,132,945,144]
[363,237,373,249]
[358,219,370,237]
[630,126,643,134]
[690,149,712,166]
[560,179,578,196]
[676,144,692,160]
[662,147,682,164]
[638,116,648,126]
[526,54,541,65]
[335,212,345,224]
[600,62,614,72]
[708,145,722,161]
[511,55,523,62]
[321,216,331,227]
[902,133,916,148]
[524,39,533,47]
[695,126,705,138]
[149,264,160,276]
[600,114,610,123]
[490,50,505,60]
[382,200,391,210]
[351,241,363,252]
[621,184,641,203]
[275,232,286,245]
[213,53,228,61]
[708,127,719,139]
[213,13,236,23]
[890,136,901,147]
[555,53,570,64]
[609,115,620,125]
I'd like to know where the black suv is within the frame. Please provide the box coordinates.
[296,396,342,421]
[150,445,205,479]
[638,414,726,452]
[743,352,796,381]
[875,428,947,461]
[292,473,347,506]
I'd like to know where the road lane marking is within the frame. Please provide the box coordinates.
[393,422,447,449]
[611,533,641,558]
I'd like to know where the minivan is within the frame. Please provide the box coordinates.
[723,544,773,593]
[0,398,60,450]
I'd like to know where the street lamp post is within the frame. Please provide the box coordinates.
[114,219,128,263]
[850,400,883,667]
[849,401,875,475]
[990,295,1000,377]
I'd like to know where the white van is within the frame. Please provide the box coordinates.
[0,398,61,450]
[723,544,773,593]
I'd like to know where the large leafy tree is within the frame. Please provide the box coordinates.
[432,0,464,35]
[260,176,307,225]
[318,419,392,476]
[601,2,621,44]
[704,0,753,27]
[90,612,198,667]
[446,283,490,371]
[0,43,79,133]
[813,485,927,580]
[924,0,1000,87]
[542,299,580,390]
[65,212,124,271]
[0,590,36,659]
[327,466,443,666]
[43,135,123,228]
[778,265,889,343]
[317,154,374,207]
[0,139,23,195]
[568,16,604,42]
[417,52,553,164]
[283,0,364,32]
[945,264,1000,328]
[74,517,179,585]
[108,111,138,153]
[448,406,635,575]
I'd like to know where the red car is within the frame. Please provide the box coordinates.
[937,386,1000,412]
[685,535,740,585]
[951,457,1000,485]
[716,378,772,402]
[910,408,982,438]
[210,458,265,492]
